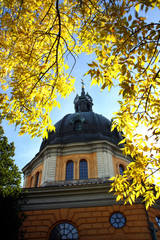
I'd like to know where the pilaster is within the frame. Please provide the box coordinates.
[41,152,57,185]
[97,149,114,178]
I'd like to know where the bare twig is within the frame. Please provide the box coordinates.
[40,1,54,24]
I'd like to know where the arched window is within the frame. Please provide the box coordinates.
[119,164,124,176]
[30,176,33,188]
[35,171,39,187]
[79,159,88,179]
[49,222,79,240]
[66,161,74,181]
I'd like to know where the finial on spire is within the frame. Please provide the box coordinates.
[81,79,85,95]
[81,79,85,87]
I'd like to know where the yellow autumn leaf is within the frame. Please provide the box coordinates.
[116,195,122,202]
[135,3,140,12]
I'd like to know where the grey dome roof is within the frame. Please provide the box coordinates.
[40,86,123,151]
[40,111,123,151]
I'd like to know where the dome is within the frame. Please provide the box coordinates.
[40,85,123,151]
[40,111,123,151]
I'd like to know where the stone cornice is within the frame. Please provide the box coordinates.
[21,180,160,211]
[21,181,117,211]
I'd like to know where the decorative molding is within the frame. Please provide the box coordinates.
[21,181,117,211]
[21,181,160,211]
[70,114,86,124]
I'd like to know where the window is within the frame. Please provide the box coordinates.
[79,159,88,180]
[74,120,83,132]
[110,212,126,228]
[49,222,79,240]
[35,172,39,187]
[119,164,124,175]
[30,176,33,188]
[156,216,160,228]
[70,116,85,132]
[66,161,74,181]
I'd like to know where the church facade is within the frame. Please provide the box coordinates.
[21,86,160,240]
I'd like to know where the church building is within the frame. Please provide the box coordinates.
[21,85,160,240]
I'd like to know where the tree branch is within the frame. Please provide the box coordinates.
[40,1,54,24]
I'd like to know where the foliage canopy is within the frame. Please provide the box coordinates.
[0,122,21,196]
[0,0,160,208]
[0,123,24,239]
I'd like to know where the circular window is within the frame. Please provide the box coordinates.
[49,222,79,240]
[110,212,126,228]
[156,216,160,228]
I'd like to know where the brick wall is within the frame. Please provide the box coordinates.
[21,204,160,240]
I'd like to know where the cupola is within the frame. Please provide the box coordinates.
[74,82,93,112]
[39,83,123,151]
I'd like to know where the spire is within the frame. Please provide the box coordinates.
[73,80,93,112]
[81,79,85,96]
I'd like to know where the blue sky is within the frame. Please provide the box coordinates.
[1,6,160,184]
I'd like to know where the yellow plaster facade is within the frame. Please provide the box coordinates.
[25,163,43,188]
[55,152,98,181]
[24,153,131,188]
[112,156,128,176]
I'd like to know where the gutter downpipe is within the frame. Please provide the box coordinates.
[145,206,158,240]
